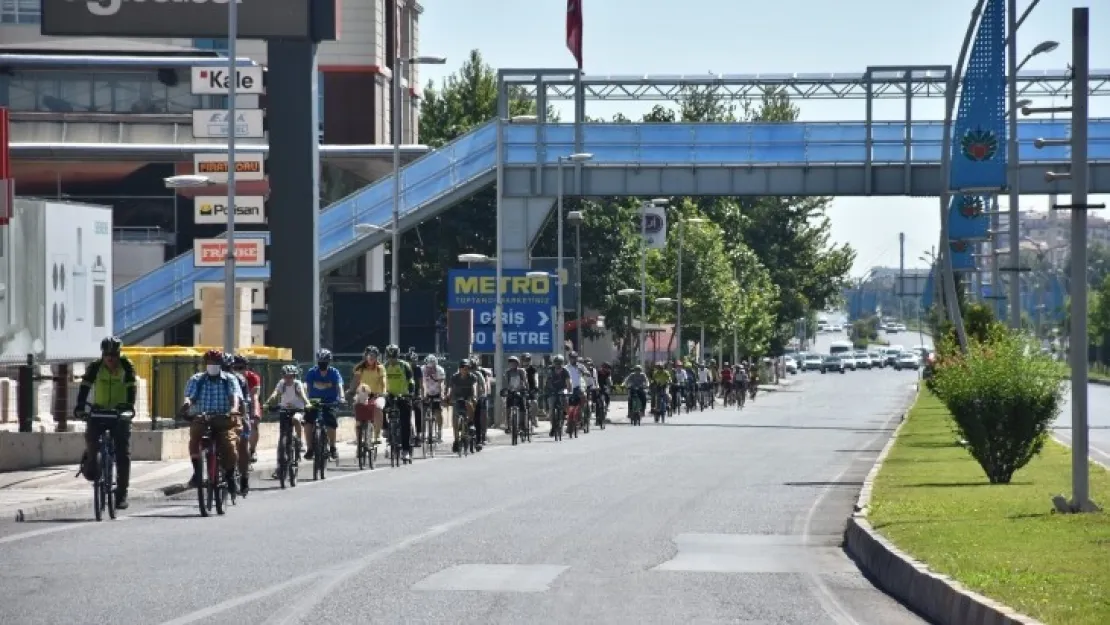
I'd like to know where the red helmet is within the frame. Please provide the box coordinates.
[204,349,223,363]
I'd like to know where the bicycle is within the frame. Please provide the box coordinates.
[550,391,568,441]
[628,390,643,426]
[76,406,133,521]
[422,395,442,458]
[580,389,591,434]
[306,400,339,481]
[653,387,669,424]
[592,388,607,430]
[384,395,410,467]
[273,406,302,487]
[453,398,474,457]
[354,399,379,471]
[505,390,528,446]
[189,412,237,517]
[566,391,582,439]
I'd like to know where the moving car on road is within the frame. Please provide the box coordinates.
[893,353,920,371]
[883,346,904,367]
[820,356,846,374]
[867,351,884,368]
[802,354,823,371]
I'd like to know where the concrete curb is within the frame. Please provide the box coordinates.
[843,388,1046,625]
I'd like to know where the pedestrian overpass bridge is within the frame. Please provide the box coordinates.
[115,116,1110,341]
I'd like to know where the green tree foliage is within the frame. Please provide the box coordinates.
[930,330,1064,484]
[851,316,879,349]
[1063,243,1110,290]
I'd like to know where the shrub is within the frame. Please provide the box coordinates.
[930,330,1063,484]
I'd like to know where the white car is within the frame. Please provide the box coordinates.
[893,353,920,370]
[803,355,823,371]
[784,357,798,374]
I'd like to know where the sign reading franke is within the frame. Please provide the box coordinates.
[42,0,312,39]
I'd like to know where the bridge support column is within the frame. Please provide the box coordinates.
[502,196,555,268]
[266,41,321,361]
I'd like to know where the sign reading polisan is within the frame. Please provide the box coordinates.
[191,67,265,96]
[193,238,266,267]
[194,196,266,225]
[193,153,265,182]
[41,0,314,40]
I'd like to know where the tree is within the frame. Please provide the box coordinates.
[1063,242,1110,290]
[400,50,553,293]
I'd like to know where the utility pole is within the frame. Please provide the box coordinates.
[898,232,906,320]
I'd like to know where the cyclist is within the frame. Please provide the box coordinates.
[522,353,540,429]
[736,363,749,407]
[421,355,446,443]
[76,336,138,509]
[180,349,242,490]
[546,354,572,437]
[596,361,613,412]
[566,351,586,422]
[622,364,648,419]
[670,360,687,414]
[720,362,734,403]
[351,346,386,445]
[266,364,309,478]
[232,354,262,463]
[582,358,601,425]
[303,349,345,461]
[222,354,254,494]
[470,357,489,446]
[382,345,416,461]
[406,347,425,445]
[501,356,528,433]
[650,362,672,414]
[696,362,713,407]
[446,359,479,453]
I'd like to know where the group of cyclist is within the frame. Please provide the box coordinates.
[74,336,765,508]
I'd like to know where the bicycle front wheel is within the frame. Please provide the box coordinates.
[103,449,116,520]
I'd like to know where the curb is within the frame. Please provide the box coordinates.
[843,392,1045,625]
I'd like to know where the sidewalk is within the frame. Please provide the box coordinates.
[2,420,507,521]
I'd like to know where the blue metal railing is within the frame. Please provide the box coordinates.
[114,118,1110,337]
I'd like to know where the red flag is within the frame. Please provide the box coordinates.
[566,0,583,69]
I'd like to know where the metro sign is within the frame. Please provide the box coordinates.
[190,66,265,95]
[193,238,267,267]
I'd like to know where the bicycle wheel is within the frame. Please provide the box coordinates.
[425,417,435,458]
[277,434,288,489]
[103,448,116,520]
[93,472,103,522]
[582,404,590,434]
[196,447,209,517]
[290,436,300,485]
[356,424,366,470]
[510,407,519,446]
[314,427,327,480]
[211,448,226,516]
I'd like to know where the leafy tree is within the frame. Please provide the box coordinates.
[1063,242,1110,290]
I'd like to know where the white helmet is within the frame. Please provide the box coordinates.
[425,354,438,366]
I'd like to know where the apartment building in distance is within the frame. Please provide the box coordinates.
[1,0,426,345]
[996,208,1110,267]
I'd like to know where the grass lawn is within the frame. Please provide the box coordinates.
[868,391,1110,625]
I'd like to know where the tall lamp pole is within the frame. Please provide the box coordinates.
[640,199,669,367]
[389,54,446,345]
[556,153,593,353]
[567,210,586,350]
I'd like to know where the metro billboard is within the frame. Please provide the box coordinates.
[41,0,337,41]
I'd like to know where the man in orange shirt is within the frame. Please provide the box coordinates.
[350,346,387,444]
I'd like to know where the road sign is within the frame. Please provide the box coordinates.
[193,238,266,267]
[194,196,266,225]
[446,268,556,353]
[192,110,265,139]
[191,67,265,95]
[193,153,265,182]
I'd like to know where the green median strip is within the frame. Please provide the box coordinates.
[868,390,1110,625]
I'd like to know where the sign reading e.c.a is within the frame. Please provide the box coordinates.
[41,0,336,40]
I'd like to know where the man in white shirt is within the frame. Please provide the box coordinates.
[421,355,446,442]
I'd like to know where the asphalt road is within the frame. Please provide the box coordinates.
[0,359,925,624]
[1055,382,1110,466]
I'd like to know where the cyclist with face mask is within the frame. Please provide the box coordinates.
[180,349,242,490]
[304,349,345,461]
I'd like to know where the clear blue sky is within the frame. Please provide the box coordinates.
[417,0,1110,276]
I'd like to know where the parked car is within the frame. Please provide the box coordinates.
[893,353,920,370]
[853,350,872,369]
[820,355,846,374]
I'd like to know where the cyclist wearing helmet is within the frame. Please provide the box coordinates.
[596,361,613,411]
[351,346,386,445]
[501,356,528,428]
[180,349,243,490]
[304,349,345,461]
[405,348,425,445]
[222,353,255,493]
[445,359,479,453]
[76,337,138,509]
[383,345,416,461]
[546,354,572,437]
[521,353,540,430]
[265,364,309,447]
[232,354,262,463]
[421,355,446,443]
[622,364,649,418]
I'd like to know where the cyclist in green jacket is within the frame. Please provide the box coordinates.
[76,337,138,509]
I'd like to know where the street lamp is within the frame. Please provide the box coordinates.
[566,209,586,350]
[674,217,706,359]
[556,152,593,353]
[166,173,235,355]
[638,199,669,368]
[389,54,448,346]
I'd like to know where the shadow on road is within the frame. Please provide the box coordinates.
[660,423,896,433]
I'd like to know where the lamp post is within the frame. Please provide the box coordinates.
[390,54,446,346]
[567,209,586,351]
[527,270,559,356]
[556,153,593,354]
[639,199,669,368]
[674,217,706,359]
[225,0,238,354]
[654,297,676,359]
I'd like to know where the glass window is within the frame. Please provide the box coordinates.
[2,69,233,114]
[1,0,41,24]
[193,39,229,53]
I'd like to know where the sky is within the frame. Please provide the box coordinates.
[415,0,1110,276]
